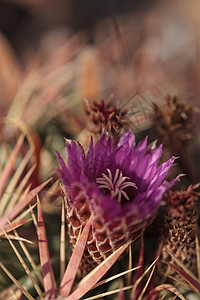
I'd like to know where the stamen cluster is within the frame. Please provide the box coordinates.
[96,168,137,203]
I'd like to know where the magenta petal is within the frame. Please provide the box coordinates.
[148,144,163,166]
[85,136,95,179]
[59,132,177,217]
[57,152,74,186]
[149,157,175,190]
[135,136,148,155]
[58,131,177,258]
[65,140,85,180]
[92,134,113,176]
[118,130,135,148]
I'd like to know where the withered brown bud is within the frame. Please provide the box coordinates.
[83,98,129,138]
[153,95,193,144]
[160,184,199,278]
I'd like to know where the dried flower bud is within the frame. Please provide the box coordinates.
[161,184,199,278]
[153,95,193,144]
[83,98,129,138]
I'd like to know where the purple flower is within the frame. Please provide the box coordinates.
[58,131,177,274]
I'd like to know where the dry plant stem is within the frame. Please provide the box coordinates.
[137,264,156,300]
[5,234,33,244]
[83,285,134,300]
[3,229,44,299]
[165,248,200,294]
[91,266,140,290]
[167,263,200,294]
[132,235,144,299]
[14,201,38,223]
[66,240,132,300]
[37,200,57,299]
[13,228,44,286]
[0,148,33,214]
[6,72,40,120]
[166,273,194,291]
[60,200,66,281]
[130,257,159,299]
[5,163,36,212]
[6,184,31,219]
[0,219,31,236]
[0,178,52,226]
[127,245,133,286]
[0,134,24,201]
[5,118,42,186]
[142,284,185,300]
[0,262,34,300]
[59,215,93,297]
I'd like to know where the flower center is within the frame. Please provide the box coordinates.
[96,168,137,203]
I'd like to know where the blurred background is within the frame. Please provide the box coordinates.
[1,0,200,121]
[1,0,200,150]
[1,1,200,298]
[1,0,200,187]
[1,0,200,98]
